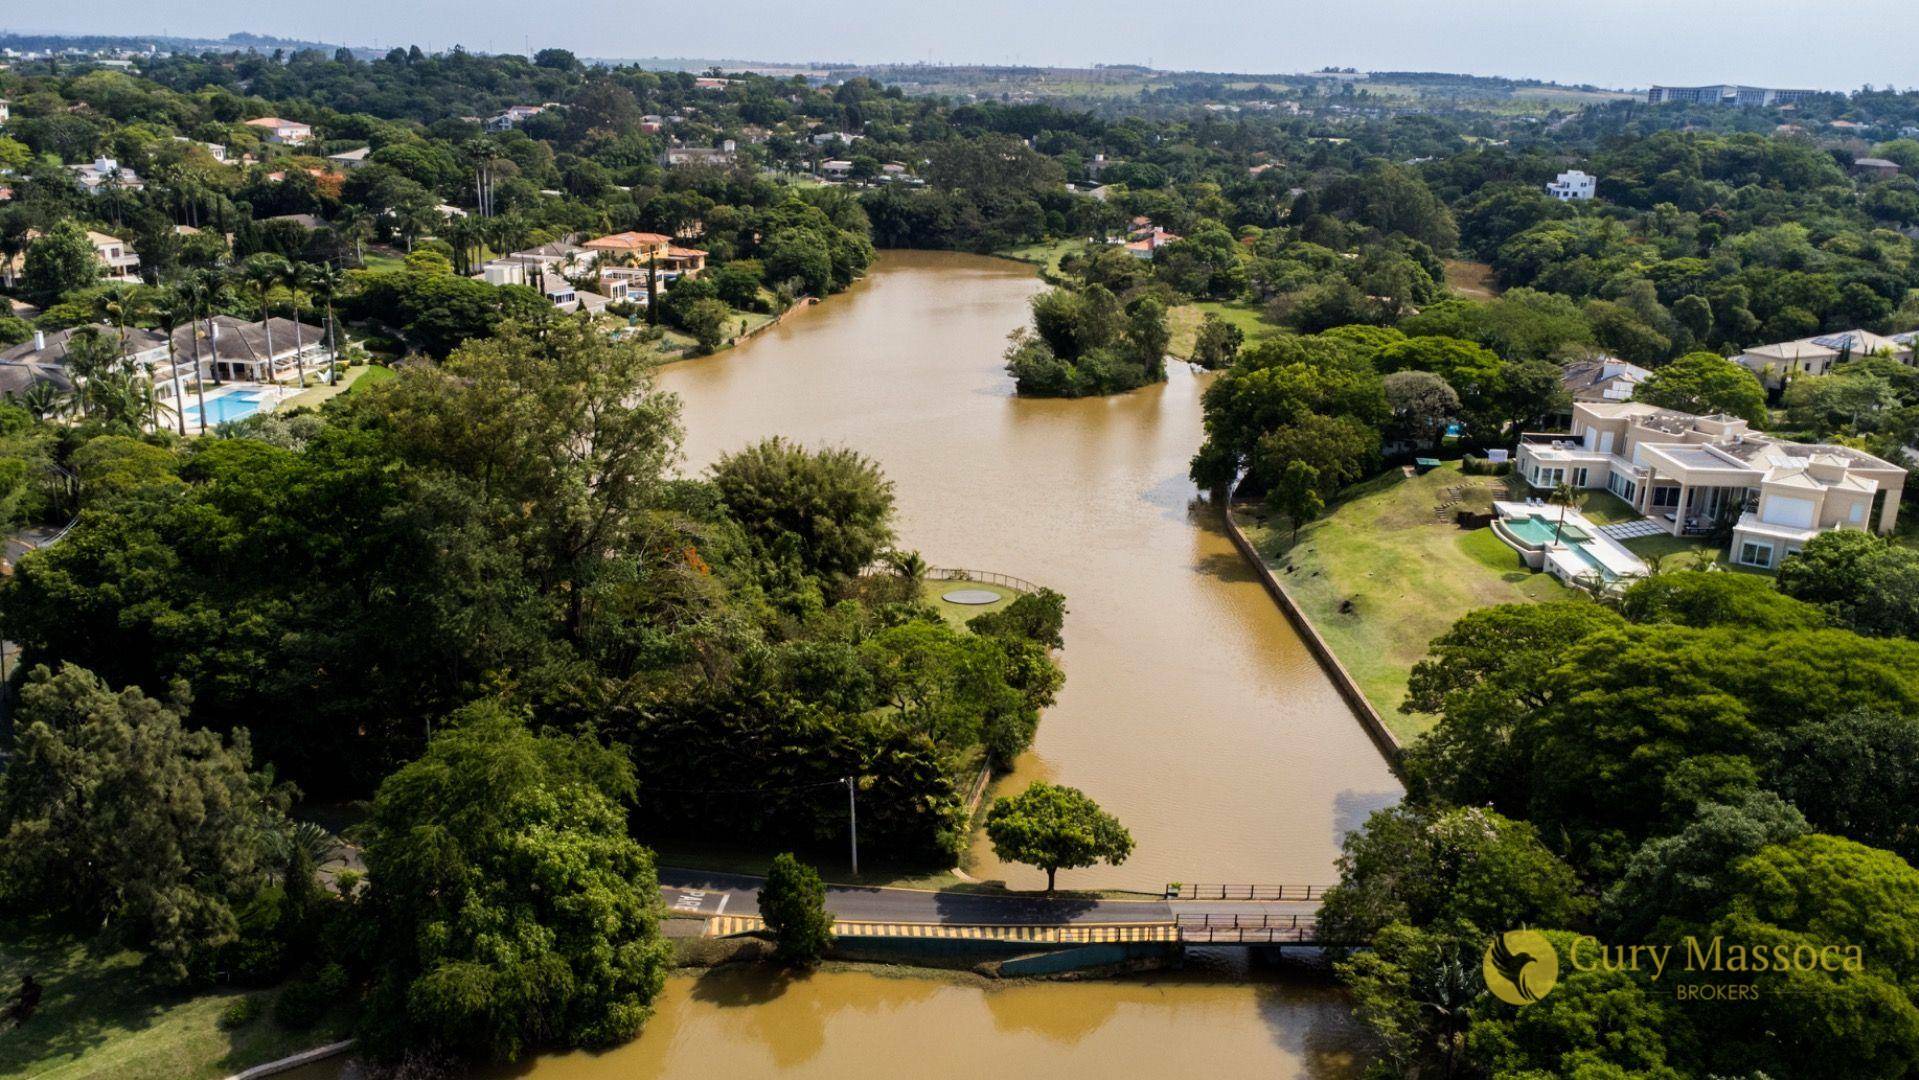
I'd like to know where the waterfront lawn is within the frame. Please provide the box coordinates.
[919,579,1017,627]
[0,920,348,1080]
[1168,300,1279,360]
[1237,461,1576,741]
[994,238,1085,276]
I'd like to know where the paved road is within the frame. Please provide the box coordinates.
[659,868,1321,926]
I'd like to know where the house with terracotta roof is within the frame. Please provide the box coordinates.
[245,117,313,146]
[1514,401,1906,569]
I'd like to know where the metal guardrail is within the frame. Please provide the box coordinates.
[708,915,1178,944]
[858,565,1045,594]
[1164,884,1333,901]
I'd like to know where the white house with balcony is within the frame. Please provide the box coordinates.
[1514,401,1905,569]
[1546,170,1597,200]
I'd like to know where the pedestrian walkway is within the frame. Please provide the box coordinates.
[1598,517,1666,540]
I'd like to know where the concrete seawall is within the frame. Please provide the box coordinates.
[1214,495,1404,768]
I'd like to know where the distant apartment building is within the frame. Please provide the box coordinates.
[1515,401,1905,569]
[1646,84,1820,107]
[1732,329,1917,390]
[1546,169,1596,201]
[244,116,313,146]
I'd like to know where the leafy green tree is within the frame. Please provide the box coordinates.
[1773,708,1919,860]
[968,588,1068,649]
[711,437,896,579]
[1619,569,1827,631]
[1190,312,1244,369]
[759,853,834,965]
[1318,804,1591,946]
[1268,460,1324,543]
[1633,351,1767,422]
[680,297,732,355]
[983,782,1133,892]
[1688,835,1919,1079]
[1598,792,1807,940]
[0,663,292,984]
[1463,929,1688,1080]
[359,702,669,1063]
[1382,370,1459,449]
[19,221,103,307]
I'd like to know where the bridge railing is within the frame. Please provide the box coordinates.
[1164,883,1333,901]
[857,565,1044,594]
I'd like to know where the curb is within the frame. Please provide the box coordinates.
[224,1039,356,1080]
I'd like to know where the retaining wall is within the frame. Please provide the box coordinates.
[1214,494,1403,767]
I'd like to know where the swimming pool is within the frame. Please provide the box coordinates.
[1502,513,1593,546]
[186,391,268,426]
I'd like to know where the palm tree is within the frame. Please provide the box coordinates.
[17,381,69,422]
[308,265,348,385]
[158,290,192,435]
[1549,481,1578,546]
[180,269,225,429]
[242,254,289,385]
[284,261,315,388]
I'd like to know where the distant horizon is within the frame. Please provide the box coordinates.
[3,0,1916,95]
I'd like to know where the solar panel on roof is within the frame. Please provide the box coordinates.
[1894,331,1918,345]
[1809,333,1858,350]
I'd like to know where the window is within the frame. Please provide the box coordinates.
[1739,541,1773,567]
[1651,486,1680,509]
[1572,467,1588,487]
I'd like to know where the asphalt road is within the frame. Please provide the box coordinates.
[659,868,1321,926]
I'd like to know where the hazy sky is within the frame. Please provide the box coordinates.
[6,0,1916,91]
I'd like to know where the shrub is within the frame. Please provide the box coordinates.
[219,996,263,1030]
[273,962,348,1029]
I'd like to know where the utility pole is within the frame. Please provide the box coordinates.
[845,775,859,878]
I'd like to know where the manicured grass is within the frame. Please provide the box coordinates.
[1620,533,1725,572]
[919,579,1016,627]
[1572,489,1639,525]
[282,363,395,410]
[0,921,348,1080]
[993,238,1084,276]
[1168,300,1280,360]
[1238,461,1581,741]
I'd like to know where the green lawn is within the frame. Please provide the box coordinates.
[1238,461,1582,741]
[1168,300,1280,360]
[993,238,1085,276]
[284,363,394,410]
[0,922,348,1080]
[919,579,1017,627]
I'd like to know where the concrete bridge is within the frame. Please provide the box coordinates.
[661,869,1339,948]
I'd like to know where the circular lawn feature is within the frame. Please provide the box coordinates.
[941,588,1004,606]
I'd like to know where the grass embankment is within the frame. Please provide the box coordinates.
[0,922,349,1080]
[1236,462,1591,741]
[993,239,1084,278]
[1167,300,1280,360]
[283,363,394,410]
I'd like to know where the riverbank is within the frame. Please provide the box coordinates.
[0,920,352,1080]
[1228,461,1578,739]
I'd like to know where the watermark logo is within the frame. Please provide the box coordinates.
[1484,929,1559,1005]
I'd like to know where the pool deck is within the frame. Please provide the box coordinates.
[1492,501,1648,583]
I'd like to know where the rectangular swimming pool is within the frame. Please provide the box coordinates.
[1503,513,1592,546]
[186,391,268,427]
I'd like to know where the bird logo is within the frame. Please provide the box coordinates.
[1483,929,1559,1006]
